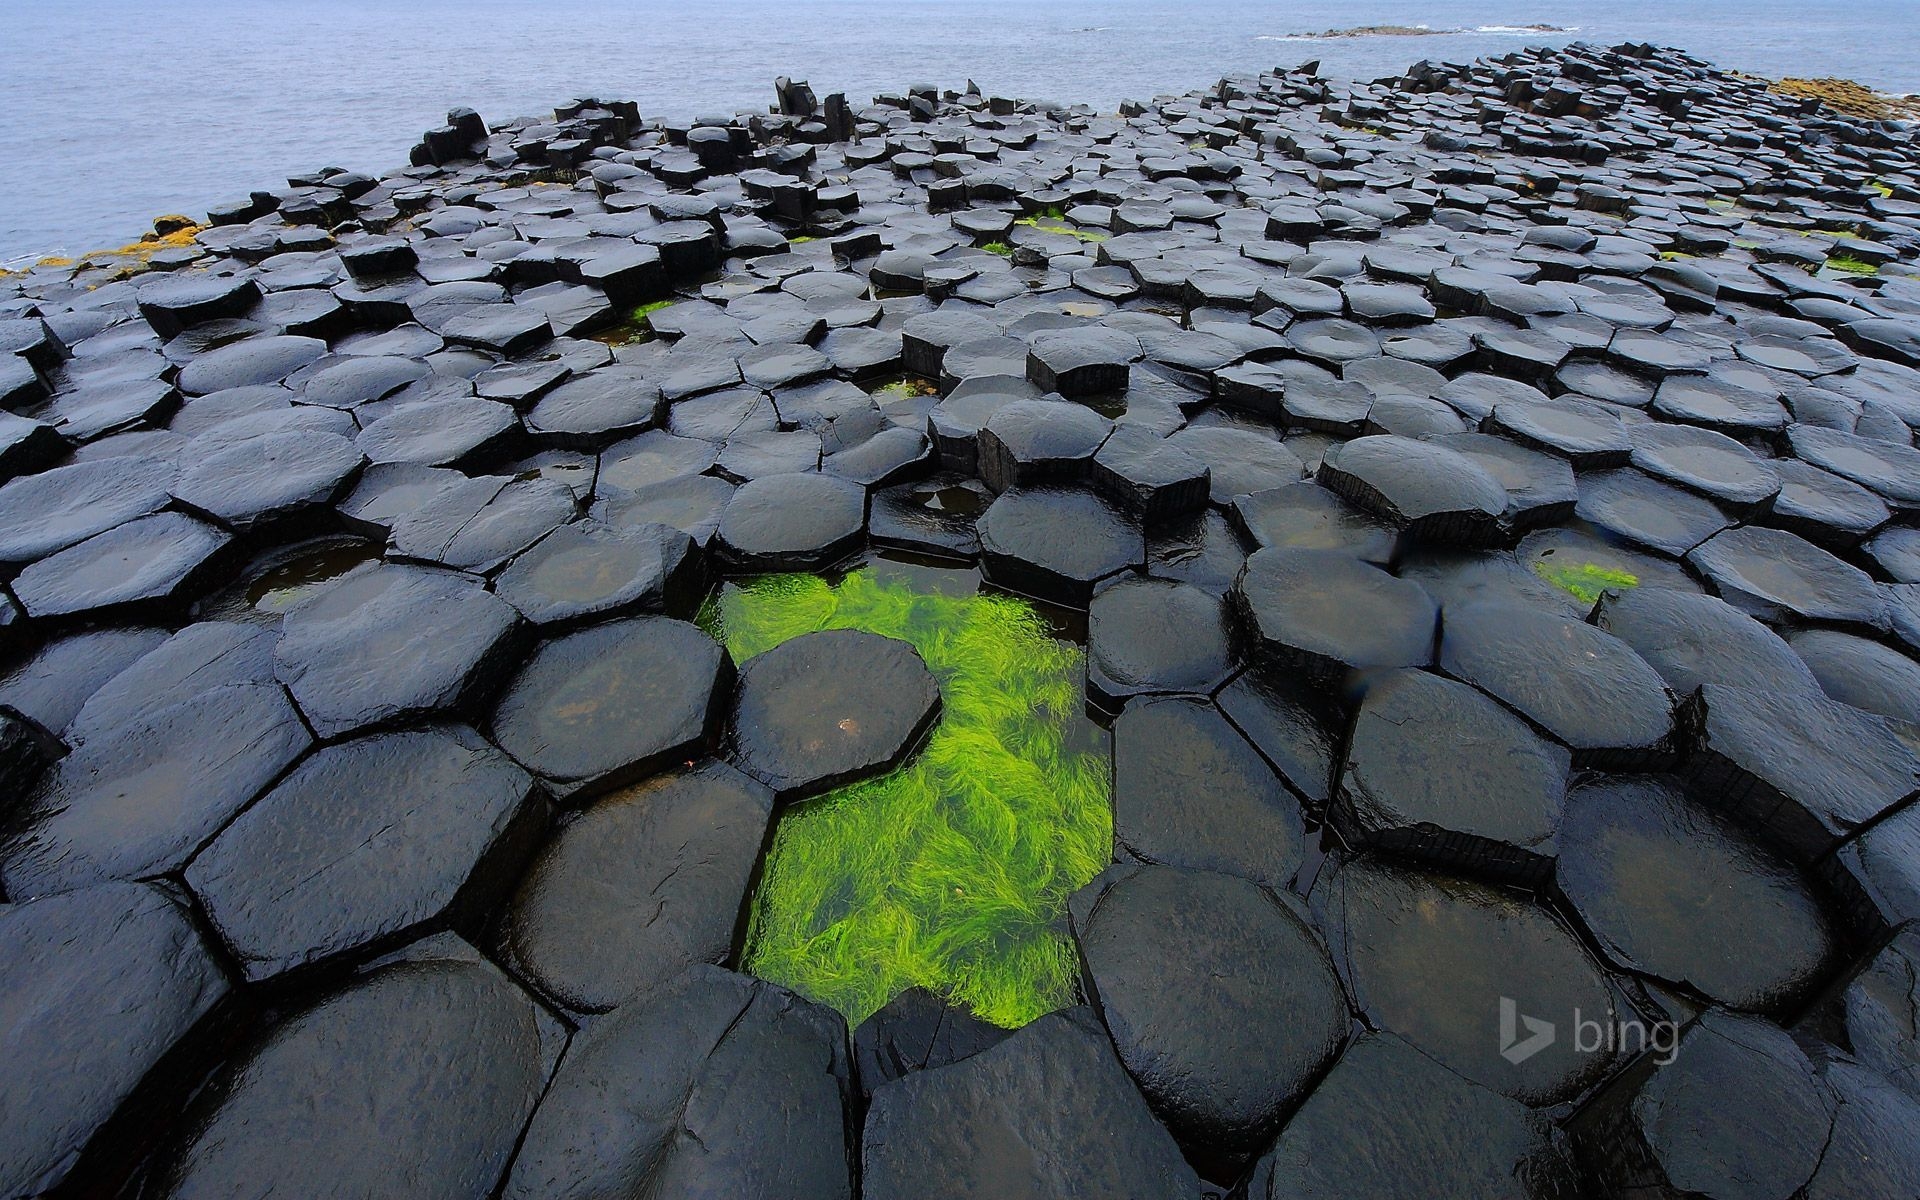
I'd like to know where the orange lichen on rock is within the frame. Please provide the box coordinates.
[1771,77,1920,121]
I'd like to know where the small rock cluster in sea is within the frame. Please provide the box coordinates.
[5,37,1920,1200]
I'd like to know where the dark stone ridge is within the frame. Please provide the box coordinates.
[150,937,562,1199]
[503,965,852,1200]
[490,616,727,800]
[1557,775,1836,1013]
[1317,435,1507,546]
[1241,1032,1581,1200]
[0,882,231,1197]
[852,988,1011,1103]
[1336,668,1569,884]
[862,1007,1203,1199]
[730,628,940,799]
[273,563,521,738]
[1070,864,1347,1164]
[185,726,541,982]
[502,763,773,1013]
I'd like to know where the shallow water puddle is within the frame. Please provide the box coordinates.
[700,558,1110,1028]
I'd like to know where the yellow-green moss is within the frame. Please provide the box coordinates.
[702,569,1111,1028]
[1533,560,1639,605]
[982,240,1013,256]
[1014,217,1107,243]
[1826,253,1880,275]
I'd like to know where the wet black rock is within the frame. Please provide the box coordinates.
[1573,1010,1833,1200]
[1112,694,1307,890]
[1629,422,1781,510]
[1803,1057,1920,1200]
[1070,864,1347,1163]
[12,512,231,620]
[1789,629,1920,725]
[495,520,702,627]
[862,1007,1202,1199]
[0,627,169,736]
[151,938,562,1199]
[1241,1031,1581,1200]
[176,335,328,396]
[1230,480,1398,565]
[1683,683,1920,860]
[1439,601,1674,768]
[0,882,231,1197]
[1025,327,1141,396]
[730,628,940,799]
[1592,587,1818,696]
[1688,525,1888,629]
[1091,426,1210,521]
[1315,856,1626,1105]
[1336,668,1568,884]
[1317,434,1507,546]
[716,470,866,571]
[273,564,522,738]
[171,431,365,531]
[184,726,541,982]
[977,398,1112,492]
[1233,546,1437,682]
[852,988,1012,1103]
[977,486,1143,606]
[501,763,772,1012]
[0,456,175,565]
[504,965,852,1200]
[490,616,726,800]
[1086,577,1234,709]
[1557,775,1835,1013]
[1,683,310,897]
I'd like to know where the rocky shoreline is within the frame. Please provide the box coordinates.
[3,38,1920,1199]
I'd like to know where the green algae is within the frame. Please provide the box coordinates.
[1014,216,1107,243]
[982,240,1013,256]
[1826,253,1881,275]
[1533,559,1640,605]
[701,566,1111,1028]
[590,298,676,346]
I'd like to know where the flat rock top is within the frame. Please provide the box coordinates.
[730,628,941,799]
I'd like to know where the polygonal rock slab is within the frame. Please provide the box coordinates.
[862,1007,1203,1200]
[503,966,852,1200]
[501,764,772,1014]
[1233,547,1437,682]
[1790,628,1920,726]
[1240,1031,1581,1200]
[184,726,541,982]
[1556,775,1836,1013]
[1070,864,1347,1163]
[1336,669,1569,885]
[0,456,176,565]
[1803,1058,1920,1200]
[1572,1011,1833,1200]
[977,398,1113,493]
[1317,435,1507,547]
[977,487,1144,606]
[1086,577,1235,710]
[149,938,562,1200]
[495,520,702,627]
[1231,480,1398,565]
[730,629,940,800]
[1592,587,1818,697]
[1,684,310,897]
[1314,855,1627,1105]
[1112,694,1306,889]
[0,882,231,1198]
[716,471,866,571]
[12,513,231,620]
[1684,683,1920,860]
[1688,525,1888,629]
[274,565,522,739]
[490,617,728,800]
[1025,327,1142,396]
[852,988,1012,1103]
[171,431,365,531]
[1439,601,1674,768]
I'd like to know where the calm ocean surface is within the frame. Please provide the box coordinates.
[3,0,1919,263]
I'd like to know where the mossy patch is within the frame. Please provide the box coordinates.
[590,298,675,346]
[982,240,1013,257]
[1015,216,1107,243]
[701,566,1111,1028]
[1533,559,1639,605]
[870,375,940,402]
[1826,253,1880,275]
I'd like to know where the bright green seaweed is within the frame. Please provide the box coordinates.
[1533,559,1640,605]
[700,568,1111,1029]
